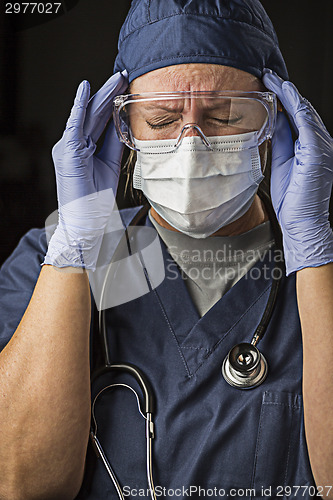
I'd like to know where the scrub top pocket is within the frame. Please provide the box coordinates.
[251,391,314,499]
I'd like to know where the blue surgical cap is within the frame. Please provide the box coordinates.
[113,0,288,83]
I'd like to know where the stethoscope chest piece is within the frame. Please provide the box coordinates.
[222,343,268,389]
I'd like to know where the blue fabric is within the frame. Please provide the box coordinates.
[113,0,288,83]
[0,209,315,499]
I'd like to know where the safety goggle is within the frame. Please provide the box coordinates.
[113,91,277,152]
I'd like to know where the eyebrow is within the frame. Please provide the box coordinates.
[142,103,183,112]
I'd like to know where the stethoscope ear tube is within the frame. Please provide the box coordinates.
[91,362,155,415]
[90,362,157,500]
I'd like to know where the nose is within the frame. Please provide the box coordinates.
[174,123,212,150]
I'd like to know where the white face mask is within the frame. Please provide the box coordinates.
[133,132,264,238]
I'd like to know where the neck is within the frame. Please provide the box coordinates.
[150,195,269,237]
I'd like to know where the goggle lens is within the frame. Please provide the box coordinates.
[113,92,276,152]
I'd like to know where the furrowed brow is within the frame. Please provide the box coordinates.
[142,103,183,113]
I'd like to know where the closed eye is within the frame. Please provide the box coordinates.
[146,118,179,129]
[209,115,243,125]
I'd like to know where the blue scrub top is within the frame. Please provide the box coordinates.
[0,207,316,499]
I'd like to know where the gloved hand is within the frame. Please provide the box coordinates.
[44,70,128,270]
[262,69,333,275]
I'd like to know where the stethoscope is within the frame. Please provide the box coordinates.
[89,188,284,499]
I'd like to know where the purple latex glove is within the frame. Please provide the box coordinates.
[44,71,128,270]
[263,70,333,275]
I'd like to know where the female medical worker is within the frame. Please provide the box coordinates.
[0,0,333,499]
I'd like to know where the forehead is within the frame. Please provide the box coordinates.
[130,63,265,93]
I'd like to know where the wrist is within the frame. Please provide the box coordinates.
[43,225,104,271]
[282,222,333,275]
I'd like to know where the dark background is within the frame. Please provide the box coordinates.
[1,0,332,265]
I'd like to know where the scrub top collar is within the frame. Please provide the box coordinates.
[143,214,279,376]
